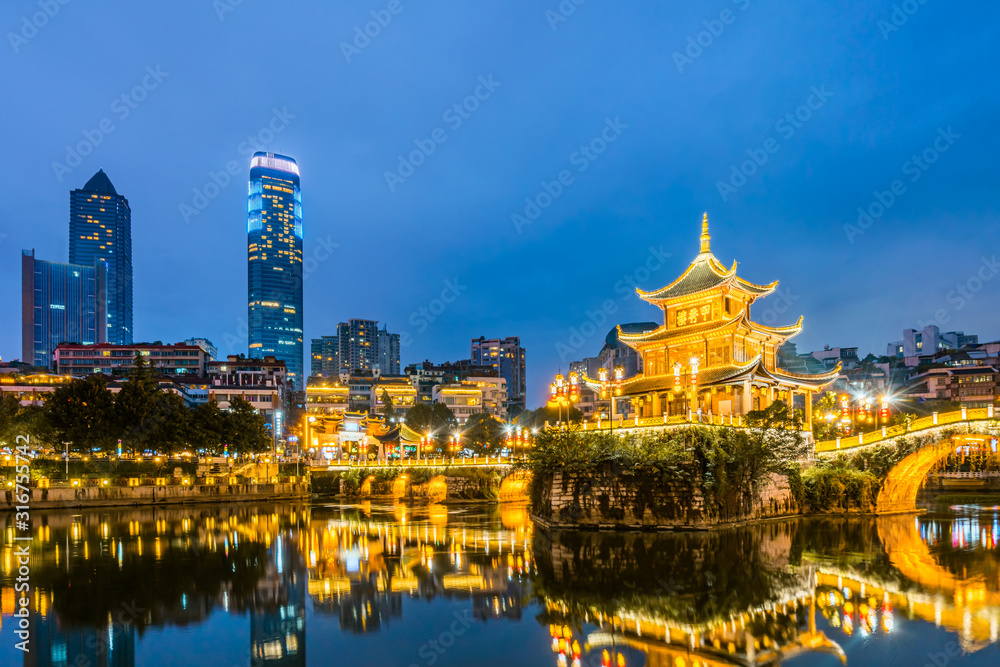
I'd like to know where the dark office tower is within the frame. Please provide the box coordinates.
[21,250,107,369]
[69,169,133,344]
[248,152,304,390]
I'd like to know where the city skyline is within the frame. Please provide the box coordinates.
[1,1,998,408]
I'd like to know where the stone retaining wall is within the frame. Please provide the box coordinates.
[534,467,798,529]
[2,483,309,510]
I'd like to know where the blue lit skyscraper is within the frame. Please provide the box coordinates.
[69,169,133,344]
[21,249,107,368]
[248,153,304,390]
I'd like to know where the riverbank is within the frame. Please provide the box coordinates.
[3,481,309,510]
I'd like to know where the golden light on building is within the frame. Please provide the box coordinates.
[582,214,838,424]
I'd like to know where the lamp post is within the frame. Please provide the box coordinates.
[548,372,579,426]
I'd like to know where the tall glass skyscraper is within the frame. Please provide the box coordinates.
[21,249,107,368]
[248,152,304,390]
[69,169,133,344]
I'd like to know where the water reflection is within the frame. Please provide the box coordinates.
[1,503,998,666]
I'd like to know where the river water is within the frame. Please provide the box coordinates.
[1,502,998,666]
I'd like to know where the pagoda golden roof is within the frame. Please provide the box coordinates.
[617,312,803,348]
[635,214,776,305]
[621,356,841,394]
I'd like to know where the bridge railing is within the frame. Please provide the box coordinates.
[576,411,802,431]
[815,405,996,453]
[317,456,515,468]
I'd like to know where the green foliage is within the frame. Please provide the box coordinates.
[405,402,457,453]
[223,396,272,455]
[463,412,506,454]
[516,405,584,429]
[528,402,807,520]
[800,465,879,512]
[46,374,118,453]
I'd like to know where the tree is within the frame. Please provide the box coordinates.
[224,397,272,455]
[45,374,117,453]
[464,412,506,453]
[190,400,226,453]
[115,356,164,454]
[379,390,396,422]
[405,402,457,453]
[811,391,839,440]
[515,405,583,430]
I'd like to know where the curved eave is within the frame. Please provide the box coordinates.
[621,313,749,350]
[765,361,842,389]
[735,276,779,296]
[748,316,804,340]
[635,253,733,302]
[620,356,763,394]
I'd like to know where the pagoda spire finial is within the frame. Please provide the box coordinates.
[700,212,711,254]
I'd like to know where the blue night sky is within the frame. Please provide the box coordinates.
[1,0,998,407]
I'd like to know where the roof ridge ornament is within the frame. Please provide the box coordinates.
[700,212,711,254]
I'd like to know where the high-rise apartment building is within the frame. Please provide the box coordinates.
[470,336,526,411]
[247,152,304,390]
[310,320,400,377]
[21,250,107,368]
[377,324,400,375]
[69,169,132,344]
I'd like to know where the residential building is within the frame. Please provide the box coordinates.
[432,383,483,425]
[310,335,339,377]
[403,359,498,407]
[206,354,288,447]
[371,375,417,417]
[470,336,526,411]
[465,376,508,420]
[902,367,998,408]
[248,153,304,390]
[376,324,400,375]
[810,346,859,370]
[182,338,218,361]
[0,372,75,406]
[21,249,107,368]
[347,373,374,413]
[69,169,132,344]
[53,342,208,376]
[887,325,979,364]
[311,320,401,376]
[305,377,350,416]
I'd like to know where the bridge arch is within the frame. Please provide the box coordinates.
[426,475,447,503]
[876,434,997,513]
[499,471,531,502]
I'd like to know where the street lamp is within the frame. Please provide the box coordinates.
[548,372,579,426]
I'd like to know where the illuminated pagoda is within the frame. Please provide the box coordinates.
[608,214,838,425]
